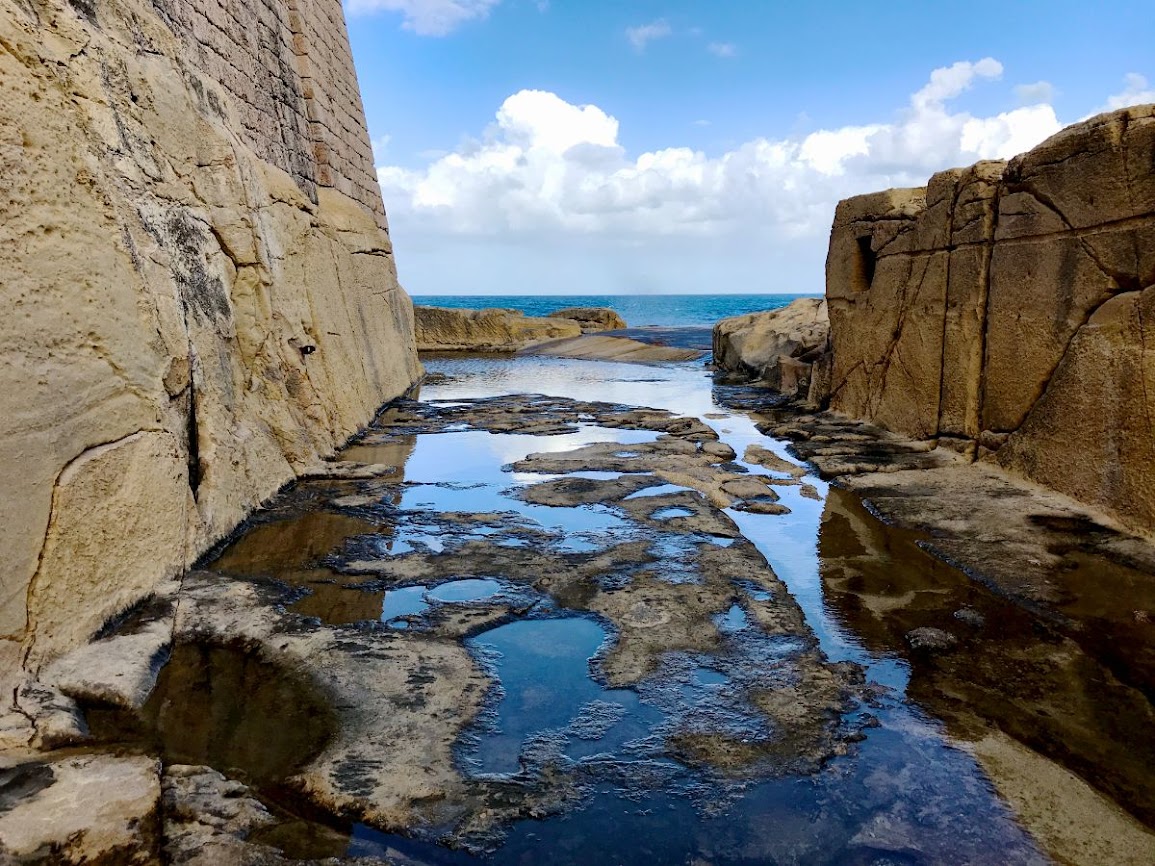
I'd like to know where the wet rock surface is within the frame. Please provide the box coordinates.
[4,354,1153,864]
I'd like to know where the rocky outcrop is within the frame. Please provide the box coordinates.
[1,0,420,665]
[547,307,627,332]
[414,306,581,352]
[522,334,704,363]
[822,104,1155,535]
[713,298,829,397]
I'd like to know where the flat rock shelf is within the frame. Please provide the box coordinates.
[14,354,1155,866]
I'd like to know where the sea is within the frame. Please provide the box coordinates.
[412,294,811,329]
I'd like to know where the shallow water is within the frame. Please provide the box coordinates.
[111,352,1155,864]
[330,356,1050,865]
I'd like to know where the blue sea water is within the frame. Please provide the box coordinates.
[412,293,811,328]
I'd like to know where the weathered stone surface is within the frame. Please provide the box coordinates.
[414,306,582,352]
[0,754,161,864]
[1,0,420,664]
[996,287,1155,534]
[822,104,1155,534]
[546,307,627,332]
[713,297,828,397]
[522,334,704,363]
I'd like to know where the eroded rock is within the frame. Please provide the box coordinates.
[414,306,582,352]
[0,754,160,864]
[713,298,829,397]
[546,307,627,332]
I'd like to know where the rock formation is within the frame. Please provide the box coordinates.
[1,0,420,665]
[821,104,1155,535]
[547,307,627,332]
[522,334,704,363]
[713,297,829,397]
[414,306,582,351]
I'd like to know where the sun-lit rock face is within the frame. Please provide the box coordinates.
[822,104,1155,534]
[1,0,421,664]
[414,306,583,351]
[713,298,829,398]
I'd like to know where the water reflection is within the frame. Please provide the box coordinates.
[818,486,1155,830]
[144,353,1154,863]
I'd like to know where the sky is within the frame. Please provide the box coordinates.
[343,0,1155,295]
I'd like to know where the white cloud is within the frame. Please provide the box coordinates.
[626,19,672,52]
[692,119,712,127]
[910,58,1002,111]
[346,0,500,36]
[378,60,1061,244]
[707,42,738,58]
[1014,80,1056,105]
[379,60,1155,292]
[1102,73,1155,112]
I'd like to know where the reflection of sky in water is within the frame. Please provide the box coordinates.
[624,483,696,500]
[650,506,695,520]
[340,356,1048,865]
[354,429,658,553]
[427,578,503,603]
[421,357,891,683]
[464,617,657,775]
[715,604,749,633]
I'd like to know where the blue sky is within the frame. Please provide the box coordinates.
[344,1,1154,294]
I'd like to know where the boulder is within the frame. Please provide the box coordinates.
[713,298,829,397]
[547,307,627,332]
[414,307,582,352]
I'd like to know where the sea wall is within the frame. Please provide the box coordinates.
[1,0,420,665]
[823,104,1155,535]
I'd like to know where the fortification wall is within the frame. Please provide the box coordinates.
[142,0,385,221]
[0,0,420,665]
[823,104,1155,534]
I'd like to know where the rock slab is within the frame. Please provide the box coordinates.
[415,306,582,351]
[821,104,1155,535]
[547,307,628,332]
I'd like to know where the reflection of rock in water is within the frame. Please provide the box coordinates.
[818,486,1155,855]
[89,642,338,789]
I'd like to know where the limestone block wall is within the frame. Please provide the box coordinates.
[1,0,420,666]
[823,104,1155,535]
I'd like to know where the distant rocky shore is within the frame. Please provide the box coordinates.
[414,304,704,362]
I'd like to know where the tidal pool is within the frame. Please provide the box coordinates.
[105,352,1154,865]
[327,356,1051,864]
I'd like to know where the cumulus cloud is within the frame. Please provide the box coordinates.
[346,0,500,36]
[707,42,738,58]
[377,59,1062,247]
[626,19,672,52]
[1102,73,1155,111]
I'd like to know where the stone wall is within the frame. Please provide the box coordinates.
[823,104,1155,535]
[140,0,385,223]
[1,0,420,665]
